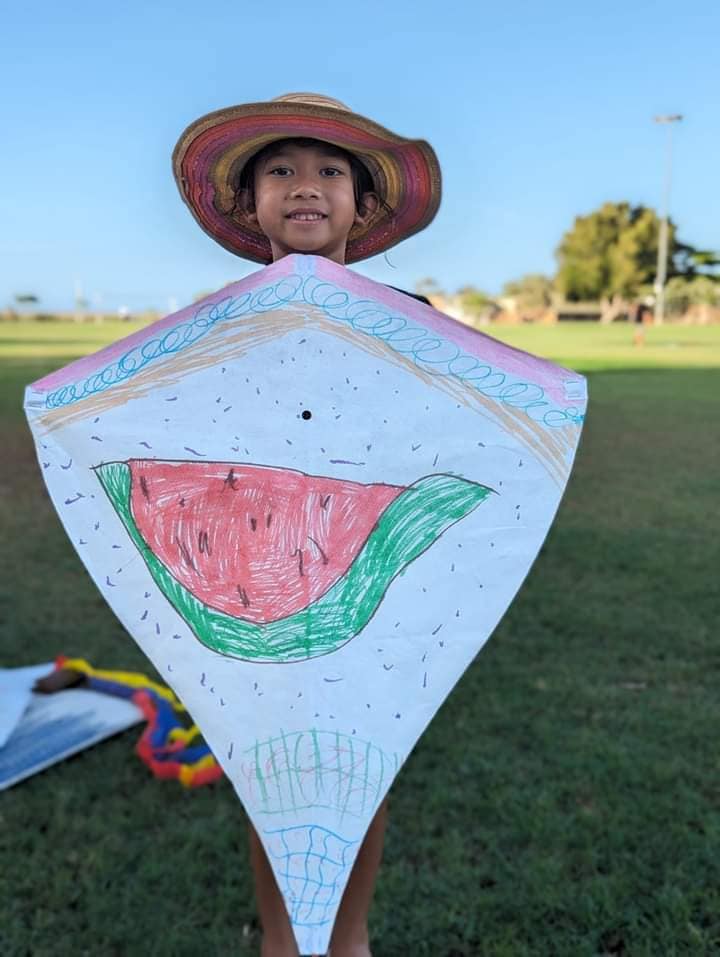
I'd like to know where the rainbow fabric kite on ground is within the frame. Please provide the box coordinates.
[55,657,222,787]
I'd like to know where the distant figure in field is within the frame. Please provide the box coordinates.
[632,300,653,347]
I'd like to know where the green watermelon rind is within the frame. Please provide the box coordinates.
[95,462,493,663]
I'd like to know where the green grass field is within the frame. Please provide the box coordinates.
[2,320,719,956]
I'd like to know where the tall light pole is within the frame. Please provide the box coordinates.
[653,114,683,325]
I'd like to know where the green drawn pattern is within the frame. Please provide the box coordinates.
[95,462,492,663]
[240,729,400,821]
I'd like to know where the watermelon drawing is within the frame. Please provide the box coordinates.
[95,459,493,663]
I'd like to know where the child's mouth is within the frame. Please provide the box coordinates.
[286,211,327,222]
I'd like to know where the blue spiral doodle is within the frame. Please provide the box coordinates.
[44,272,584,428]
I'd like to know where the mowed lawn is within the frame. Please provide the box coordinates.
[1,320,719,956]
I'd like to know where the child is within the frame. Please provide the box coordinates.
[172,92,442,957]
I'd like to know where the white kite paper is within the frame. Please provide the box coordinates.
[0,685,141,791]
[0,662,54,748]
[25,255,587,955]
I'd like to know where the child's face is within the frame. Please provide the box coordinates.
[246,142,376,265]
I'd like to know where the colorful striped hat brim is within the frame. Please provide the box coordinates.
[172,94,441,264]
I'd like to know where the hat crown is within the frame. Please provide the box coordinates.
[272,92,350,113]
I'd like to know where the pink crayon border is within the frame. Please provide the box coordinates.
[31,257,298,392]
[30,255,584,413]
[314,258,578,407]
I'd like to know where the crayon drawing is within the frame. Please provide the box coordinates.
[241,729,400,822]
[96,459,493,662]
[25,255,587,955]
[263,825,358,933]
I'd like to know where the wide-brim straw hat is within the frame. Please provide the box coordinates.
[172,92,441,264]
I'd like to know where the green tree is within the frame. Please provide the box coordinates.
[665,275,720,317]
[677,247,720,278]
[14,293,39,307]
[501,274,554,309]
[456,286,496,325]
[555,203,719,321]
[555,203,673,304]
[11,293,40,319]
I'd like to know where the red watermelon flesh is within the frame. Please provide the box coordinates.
[128,460,405,624]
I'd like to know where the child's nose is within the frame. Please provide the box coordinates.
[289,179,322,199]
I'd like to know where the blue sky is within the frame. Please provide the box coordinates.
[2,0,718,313]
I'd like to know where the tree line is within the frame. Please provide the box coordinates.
[420,201,719,323]
[10,201,719,324]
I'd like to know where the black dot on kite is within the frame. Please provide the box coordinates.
[301,410,312,420]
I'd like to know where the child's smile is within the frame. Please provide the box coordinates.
[247,142,375,265]
[285,206,328,223]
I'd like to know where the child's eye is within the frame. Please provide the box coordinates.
[320,167,345,177]
[268,165,293,176]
